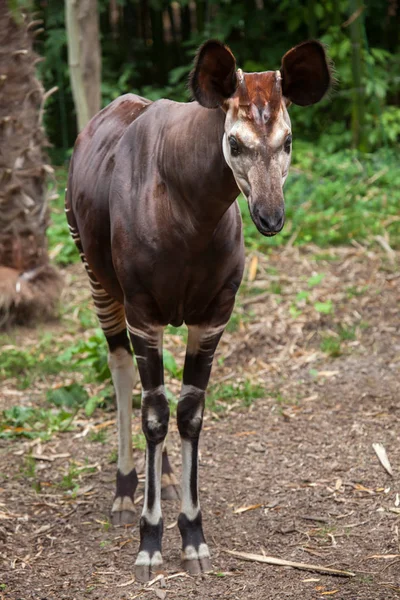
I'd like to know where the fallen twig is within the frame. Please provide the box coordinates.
[223,549,355,577]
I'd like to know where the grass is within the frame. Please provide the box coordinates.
[207,379,265,414]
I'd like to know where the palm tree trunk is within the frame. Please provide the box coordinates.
[0,4,62,328]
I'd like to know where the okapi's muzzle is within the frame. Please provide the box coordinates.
[251,202,285,237]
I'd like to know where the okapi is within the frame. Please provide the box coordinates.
[66,40,331,581]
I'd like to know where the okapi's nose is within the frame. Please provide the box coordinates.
[254,206,285,236]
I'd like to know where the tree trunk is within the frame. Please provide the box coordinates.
[0,5,62,328]
[65,0,101,132]
[348,0,367,150]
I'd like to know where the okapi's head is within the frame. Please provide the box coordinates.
[190,40,331,236]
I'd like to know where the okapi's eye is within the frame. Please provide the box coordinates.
[284,134,292,153]
[229,136,241,156]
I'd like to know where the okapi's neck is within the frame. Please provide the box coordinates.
[160,103,239,242]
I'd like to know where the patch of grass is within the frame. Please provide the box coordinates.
[0,405,75,440]
[320,336,342,357]
[59,461,96,494]
[59,462,80,492]
[108,449,118,464]
[132,432,146,451]
[89,429,107,443]
[207,379,264,413]
[346,285,369,298]
[338,325,356,341]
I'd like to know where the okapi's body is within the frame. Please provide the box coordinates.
[66,40,331,581]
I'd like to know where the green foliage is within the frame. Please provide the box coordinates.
[207,379,264,413]
[34,0,400,160]
[46,383,88,408]
[58,329,110,382]
[320,335,342,357]
[0,405,75,440]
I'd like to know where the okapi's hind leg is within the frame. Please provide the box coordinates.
[67,218,138,525]
[177,324,226,576]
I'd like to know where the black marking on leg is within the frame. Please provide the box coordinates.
[111,468,138,526]
[106,330,132,354]
[183,351,215,390]
[178,512,206,551]
[138,516,163,555]
[190,438,199,509]
[142,393,170,444]
[135,516,164,582]
[146,442,156,513]
[130,333,163,390]
[177,394,204,440]
[115,467,138,500]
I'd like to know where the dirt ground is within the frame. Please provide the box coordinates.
[1,245,399,600]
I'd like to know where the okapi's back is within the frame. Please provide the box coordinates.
[67,94,151,217]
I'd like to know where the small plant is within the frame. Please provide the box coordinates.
[314,300,334,315]
[207,379,264,413]
[338,324,356,341]
[108,449,118,464]
[89,429,107,443]
[0,405,75,440]
[60,462,80,492]
[320,336,341,357]
[132,432,146,451]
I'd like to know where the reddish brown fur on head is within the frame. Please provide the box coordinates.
[190,39,332,237]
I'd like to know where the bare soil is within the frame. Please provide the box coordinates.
[1,245,399,600]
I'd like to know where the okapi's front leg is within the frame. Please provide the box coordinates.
[126,320,169,583]
[177,324,226,575]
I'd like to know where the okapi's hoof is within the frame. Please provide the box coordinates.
[161,472,180,500]
[111,468,138,526]
[135,550,163,583]
[182,543,212,576]
[111,508,135,526]
[111,494,135,526]
[184,556,213,576]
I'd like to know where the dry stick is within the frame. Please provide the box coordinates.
[223,549,355,577]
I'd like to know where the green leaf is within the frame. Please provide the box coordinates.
[308,274,325,287]
[163,349,178,377]
[314,301,333,314]
[47,384,88,408]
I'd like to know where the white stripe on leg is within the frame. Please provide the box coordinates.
[181,439,200,521]
[142,442,163,525]
[108,348,136,475]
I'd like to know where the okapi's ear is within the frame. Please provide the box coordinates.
[280,40,331,106]
[190,40,238,108]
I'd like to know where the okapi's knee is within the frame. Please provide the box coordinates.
[177,389,205,439]
[142,388,170,444]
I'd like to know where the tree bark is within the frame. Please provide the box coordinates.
[0,4,62,328]
[65,0,101,132]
